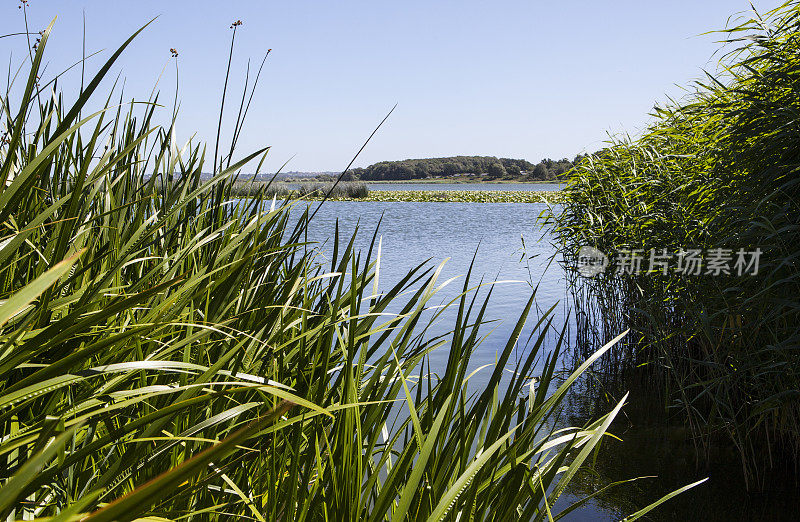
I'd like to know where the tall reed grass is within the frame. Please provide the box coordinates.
[0,16,693,521]
[554,1,800,489]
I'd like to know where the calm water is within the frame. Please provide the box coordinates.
[295,194,636,519]
[302,201,570,370]
[278,184,792,521]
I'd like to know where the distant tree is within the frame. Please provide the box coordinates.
[531,163,549,179]
[551,163,570,178]
[443,162,458,176]
[487,163,507,178]
[356,155,576,181]
[342,167,364,181]
[397,165,415,179]
[500,158,534,172]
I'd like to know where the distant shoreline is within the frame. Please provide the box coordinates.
[361,178,565,185]
[244,190,562,204]
[280,177,566,185]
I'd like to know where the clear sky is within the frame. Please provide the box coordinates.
[1,0,785,172]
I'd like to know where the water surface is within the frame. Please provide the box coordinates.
[302,201,569,375]
[297,199,626,518]
[277,188,788,521]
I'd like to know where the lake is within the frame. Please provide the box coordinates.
[294,183,632,518]
[287,183,793,521]
[302,199,569,375]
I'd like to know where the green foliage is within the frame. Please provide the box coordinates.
[487,163,507,178]
[359,190,561,203]
[228,180,370,199]
[554,1,800,488]
[0,18,695,522]
[352,156,575,181]
[231,187,560,203]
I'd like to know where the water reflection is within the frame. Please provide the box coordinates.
[300,201,570,381]
[277,194,794,520]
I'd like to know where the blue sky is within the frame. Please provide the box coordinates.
[1,0,785,171]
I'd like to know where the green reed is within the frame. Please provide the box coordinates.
[553,1,800,489]
[228,180,370,200]
[0,16,696,521]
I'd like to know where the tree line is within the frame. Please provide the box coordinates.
[340,155,587,181]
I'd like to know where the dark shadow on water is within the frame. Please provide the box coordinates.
[560,371,800,521]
